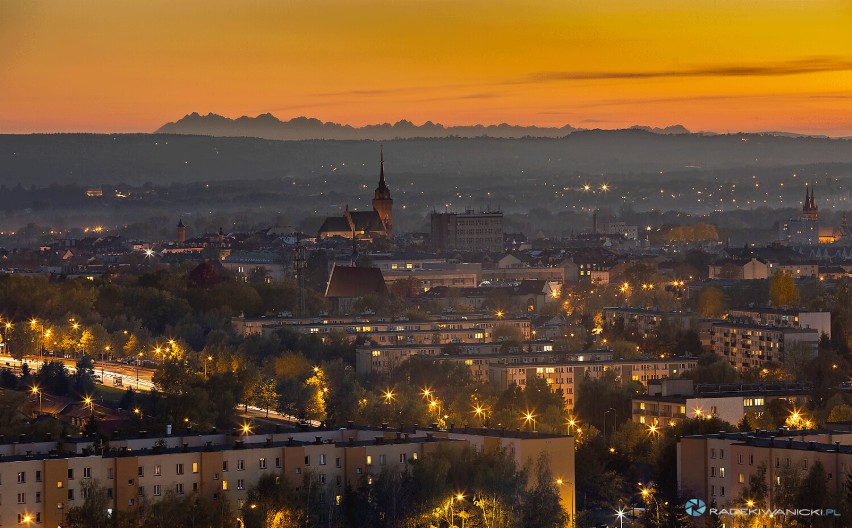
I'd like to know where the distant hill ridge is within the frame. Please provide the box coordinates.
[156,112,694,140]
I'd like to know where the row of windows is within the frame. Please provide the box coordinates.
[3,467,95,485]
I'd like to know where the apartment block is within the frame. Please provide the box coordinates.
[709,322,819,370]
[727,307,831,340]
[0,425,575,527]
[632,379,812,430]
[602,307,693,339]
[678,430,852,510]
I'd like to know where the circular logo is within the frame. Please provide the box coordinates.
[684,498,706,517]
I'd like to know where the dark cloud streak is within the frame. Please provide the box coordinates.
[518,57,852,84]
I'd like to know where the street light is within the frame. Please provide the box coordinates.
[604,408,617,443]
[136,352,142,390]
[30,318,46,367]
[450,494,465,528]
[31,385,42,414]
[101,345,111,384]
[522,410,537,432]
[615,507,626,528]
[639,483,661,527]
[473,404,487,425]
[567,416,579,433]
[383,389,395,404]
[2,321,12,357]
[204,355,213,379]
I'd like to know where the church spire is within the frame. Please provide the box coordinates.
[380,144,386,187]
[802,184,818,221]
[374,145,390,199]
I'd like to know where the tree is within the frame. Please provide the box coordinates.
[769,270,800,307]
[64,480,113,528]
[828,403,852,423]
[37,360,71,395]
[520,453,567,528]
[188,261,220,288]
[72,355,96,396]
[696,286,725,318]
[254,377,279,418]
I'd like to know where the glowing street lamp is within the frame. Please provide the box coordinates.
[30,318,47,366]
[383,389,395,404]
[615,507,626,528]
[241,422,253,436]
[83,396,94,417]
[522,410,537,431]
[204,355,213,379]
[31,386,42,414]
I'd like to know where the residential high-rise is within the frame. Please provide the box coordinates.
[430,209,503,253]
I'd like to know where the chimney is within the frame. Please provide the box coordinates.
[315,436,322,445]
[348,437,355,446]
[375,437,384,445]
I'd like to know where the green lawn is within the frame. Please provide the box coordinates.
[97,384,133,406]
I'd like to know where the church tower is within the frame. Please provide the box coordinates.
[372,146,393,236]
[176,219,187,244]
[802,184,818,221]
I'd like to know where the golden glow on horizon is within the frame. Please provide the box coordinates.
[2,1,852,134]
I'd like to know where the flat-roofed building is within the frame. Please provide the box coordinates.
[632,379,812,430]
[0,425,575,527]
[727,307,831,339]
[709,322,819,370]
[488,356,697,412]
[602,307,693,340]
[431,210,504,253]
[678,429,852,511]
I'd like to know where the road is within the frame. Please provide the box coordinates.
[0,354,156,391]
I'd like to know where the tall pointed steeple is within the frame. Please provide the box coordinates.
[802,184,818,221]
[375,145,390,198]
[372,145,393,236]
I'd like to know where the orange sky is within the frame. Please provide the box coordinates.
[2,0,852,135]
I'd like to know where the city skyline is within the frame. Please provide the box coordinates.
[2,1,852,135]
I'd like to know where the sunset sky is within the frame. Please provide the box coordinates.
[2,0,852,135]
